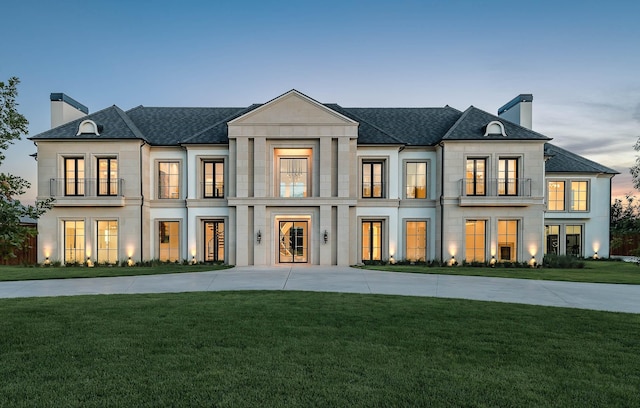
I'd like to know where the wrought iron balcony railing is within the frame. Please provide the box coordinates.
[460,178,531,197]
[49,178,125,198]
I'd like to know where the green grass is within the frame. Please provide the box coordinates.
[0,291,638,407]
[0,263,231,281]
[361,260,640,284]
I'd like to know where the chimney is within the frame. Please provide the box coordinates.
[497,94,533,129]
[50,93,89,128]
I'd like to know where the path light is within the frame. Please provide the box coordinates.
[389,255,395,264]
[44,257,50,266]
[529,256,537,268]
[593,251,599,260]
[449,256,457,266]
[86,257,94,268]
[127,256,134,267]
[191,255,197,265]
[490,255,496,267]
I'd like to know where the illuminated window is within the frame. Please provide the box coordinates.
[362,162,384,198]
[547,181,565,211]
[498,158,518,196]
[158,162,180,199]
[465,220,486,262]
[497,220,518,261]
[406,221,427,261]
[159,221,180,261]
[362,221,383,261]
[570,181,588,211]
[97,158,118,196]
[64,220,84,264]
[545,225,560,255]
[65,158,85,196]
[566,225,582,256]
[203,161,224,198]
[406,162,427,199]
[465,158,485,196]
[280,158,308,197]
[204,221,224,262]
[97,220,118,264]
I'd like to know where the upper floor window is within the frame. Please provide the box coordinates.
[65,157,85,196]
[570,181,588,211]
[158,161,180,199]
[498,158,518,196]
[362,161,384,198]
[97,158,118,196]
[280,158,308,197]
[406,162,427,199]
[547,181,565,211]
[203,161,224,198]
[465,158,485,196]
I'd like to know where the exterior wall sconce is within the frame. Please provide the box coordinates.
[529,256,537,268]
[257,230,262,244]
[323,230,328,244]
[490,255,496,267]
[127,256,134,267]
[593,251,599,260]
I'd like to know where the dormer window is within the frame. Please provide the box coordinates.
[77,119,100,136]
[484,120,506,137]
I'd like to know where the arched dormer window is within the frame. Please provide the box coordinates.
[484,120,506,137]
[77,119,100,136]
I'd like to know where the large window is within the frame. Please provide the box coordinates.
[279,158,308,197]
[465,158,485,196]
[203,161,224,198]
[159,221,180,261]
[465,220,486,262]
[97,220,118,264]
[64,220,84,264]
[158,162,180,199]
[545,225,560,255]
[362,221,383,261]
[362,162,384,198]
[547,181,565,211]
[204,221,224,262]
[571,181,588,211]
[497,220,518,261]
[65,158,85,196]
[97,158,118,196]
[566,225,582,256]
[405,221,427,261]
[498,158,518,196]
[405,162,427,199]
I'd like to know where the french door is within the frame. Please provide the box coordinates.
[279,221,308,263]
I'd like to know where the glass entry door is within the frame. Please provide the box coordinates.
[279,221,308,263]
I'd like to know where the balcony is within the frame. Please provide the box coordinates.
[49,178,126,207]
[459,178,537,207]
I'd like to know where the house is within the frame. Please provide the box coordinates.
[29,90,617,266]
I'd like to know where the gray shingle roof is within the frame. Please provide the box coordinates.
[442,106,551,141]
[545,143,618,174]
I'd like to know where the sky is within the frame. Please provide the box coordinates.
[1,0,639,204]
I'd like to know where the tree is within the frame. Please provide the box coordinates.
[632,137,640,191]
[0,77,53,261]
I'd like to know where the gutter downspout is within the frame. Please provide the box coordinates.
[184,145,189,263]
[139,140,146,263]
[439,142,445,262]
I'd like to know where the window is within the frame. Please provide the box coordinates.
[545,225,560,255]
[97,158,118,196]
[159,221,180,261]
[203,161,224,198]
[279,158,308,197]
[566,225,582,257]
[362,221,382,261]
[204,221,224,262]
[465,158,485,196]
[497,220,518,261]
[158,162,180,199]
[65,158,85,196]
[406,162,427,199]
[547,181,565,211]
[570,181,588,211]
[64,220,84,264]
[465,220,486,262]
[97,220,118,264]
[406,221,427,261]
[362,162,384,198]
[498,158,518,196]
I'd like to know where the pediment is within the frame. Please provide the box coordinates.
[229,90,357,126]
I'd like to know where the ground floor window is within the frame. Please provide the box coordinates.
[96,220,118,264]
[545,225,560,255]
[465,220,486,262]
[566,225,582,257]
[159,221,180,262]
[545,224,583,257]
[497,220,518,261]
[204,221,224,262]
[405,221,427,261]
[362,220,383,261]
[64,220,84,264]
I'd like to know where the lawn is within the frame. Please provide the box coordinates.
[0,263,231,282]
[1,291,638,407]
[361,260,640,284]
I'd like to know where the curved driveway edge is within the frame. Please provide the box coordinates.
[0,266,639,314]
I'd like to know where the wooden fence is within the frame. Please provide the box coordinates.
[1,229,38,266]
[611,233,640,256]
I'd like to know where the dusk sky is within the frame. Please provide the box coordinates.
[2,0,639,203]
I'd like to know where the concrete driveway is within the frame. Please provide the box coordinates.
[1,265,639,314]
